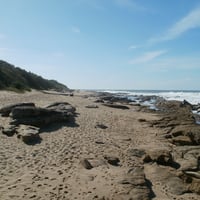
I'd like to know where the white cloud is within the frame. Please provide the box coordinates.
[129,50,167,64]
[150,7,200,43]
[148,56,200,70]
[72,26,80,33]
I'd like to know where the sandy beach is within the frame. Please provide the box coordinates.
[0,90,199,200]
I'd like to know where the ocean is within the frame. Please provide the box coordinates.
[100,90,200,105]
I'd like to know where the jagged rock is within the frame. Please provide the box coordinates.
[180,100,193,109]
[102,103,129,110]
[0,103,35,117]
[143,148,173,166]
[16,125,41,145]
[104,156,120,166]
[80,159,93,170]
[2,125,16,137]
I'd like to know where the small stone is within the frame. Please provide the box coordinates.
[104,156,120,166]
[80,159,93,169]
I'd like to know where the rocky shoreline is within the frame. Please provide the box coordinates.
[0,90,199,199]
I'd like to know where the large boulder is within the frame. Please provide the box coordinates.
[9,102,76,127]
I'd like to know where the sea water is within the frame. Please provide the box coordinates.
[101,90,200,105]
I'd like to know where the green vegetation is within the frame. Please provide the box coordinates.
[0,60,69,92]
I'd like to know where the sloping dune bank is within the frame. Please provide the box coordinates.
[0,90,199,200]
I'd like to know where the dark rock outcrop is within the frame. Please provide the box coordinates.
[0,102,76,145]
[0,103,35,117]
[102,103,129,110]
[8,102,76,127]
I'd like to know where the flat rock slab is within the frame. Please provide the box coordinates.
[119,167,151,200]
[85,105,99,108]
[0,103,35,117]
[102,103,129,110]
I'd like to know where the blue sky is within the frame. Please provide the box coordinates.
[0,0,200,90]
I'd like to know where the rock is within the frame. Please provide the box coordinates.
[16,125,41,145]
[102,103,129,110]
[10,102,76,127]
[188,178,200,194]
[172,135,193,145]
[85,105,98,108]
[138,118,147,122]
[104,156,120,166]
[2,125,16,137]
[180,100,193,109]
[46,102,76,114]
[80,159,93,170]
[95,123,108,129]
[119,167,151,200]
[166,176,187,195]
[184,171,200,179]
[0,103,35,117]
[143,148,173,166]
[127,148,146,158]
[173,146,200,171]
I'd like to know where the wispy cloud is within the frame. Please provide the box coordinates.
[129,50,167,64]
[148,56,200,71]
[72,26,81,33]
[149,7,200,43]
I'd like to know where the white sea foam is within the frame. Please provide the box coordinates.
[102,90,200,105]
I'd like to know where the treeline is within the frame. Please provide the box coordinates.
[0,60,69,92]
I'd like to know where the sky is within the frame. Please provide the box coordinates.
[0,0,200,90]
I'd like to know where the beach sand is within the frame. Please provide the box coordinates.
[0,90,199,200]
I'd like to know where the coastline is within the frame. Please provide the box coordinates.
[0,90,199,200]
